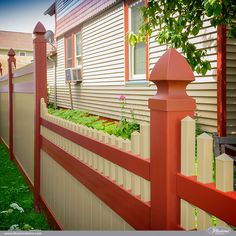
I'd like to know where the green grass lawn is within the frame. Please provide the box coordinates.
[0,144,50,231]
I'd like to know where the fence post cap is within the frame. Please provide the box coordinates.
[8,48,15,57]
[33,22,46,34]
[150,48,194,83]
[216,153,234,162]
[197,132,212,140]
[131,131,140,136]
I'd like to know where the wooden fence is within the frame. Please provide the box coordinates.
[0,22,235,230]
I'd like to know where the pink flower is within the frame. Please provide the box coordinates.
[119,95,126,101]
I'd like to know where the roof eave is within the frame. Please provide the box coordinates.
[44,2,56,16]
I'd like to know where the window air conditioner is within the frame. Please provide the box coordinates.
[65,68,82,83]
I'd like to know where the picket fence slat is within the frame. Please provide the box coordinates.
[116,137,124,186]
[215,153,234,227]
[196,133,213,230]
[216,153,234,192]
[180,116,196,230]
[123,139,132,191]
[131,132,141,196]
[140,123,150,160]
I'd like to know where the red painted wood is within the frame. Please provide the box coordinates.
[177,174,236,227]
[41,118,150,180]
[8,48,16,161]
[124,0,129,81]
[33,22,48,210]
[0,62,2,76]
[148,49,196,230]
[41,137,151,230]
[217,25,227,137]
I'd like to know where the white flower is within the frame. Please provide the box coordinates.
[10,203,24,213]
[9,224,20,231]
[0,210,8,214]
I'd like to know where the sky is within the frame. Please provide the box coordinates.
[0,0,55,33]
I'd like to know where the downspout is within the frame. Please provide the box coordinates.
[217,25,227,137]
[48,55,57,108]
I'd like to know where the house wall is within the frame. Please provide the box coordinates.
[0,49,33,76]
[47,1,236,134]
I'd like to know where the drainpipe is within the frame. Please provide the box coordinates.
[48,55,57,108]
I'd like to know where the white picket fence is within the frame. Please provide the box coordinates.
[180,116,234,230]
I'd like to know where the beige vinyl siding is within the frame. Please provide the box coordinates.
[82,3,125,86]
[149,18,218,132]
[227,37,236,136]
[47,57,57,103]
[48,3,221,133]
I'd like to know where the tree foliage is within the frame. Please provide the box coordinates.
[129,0,236,75]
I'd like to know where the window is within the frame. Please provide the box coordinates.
[65,32,82,69]
[129,1,146,80]
[19,52,26,56]
[65,36,72,68]
[75,32,82,68]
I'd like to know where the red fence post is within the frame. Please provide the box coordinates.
[148,49,196,230]
[33,22,47,210]
[0,62,2,76]
[8,49,16,161]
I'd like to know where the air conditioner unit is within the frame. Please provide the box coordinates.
[65,68,82,83]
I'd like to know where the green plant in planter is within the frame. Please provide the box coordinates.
[48,97,140,140]
[117,95,140,139]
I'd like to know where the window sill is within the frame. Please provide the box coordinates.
[125,80,150,87]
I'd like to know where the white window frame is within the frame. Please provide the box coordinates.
[129,0,146,81]
[74,31,82,69]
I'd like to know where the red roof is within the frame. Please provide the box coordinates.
[0,31,33,51]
